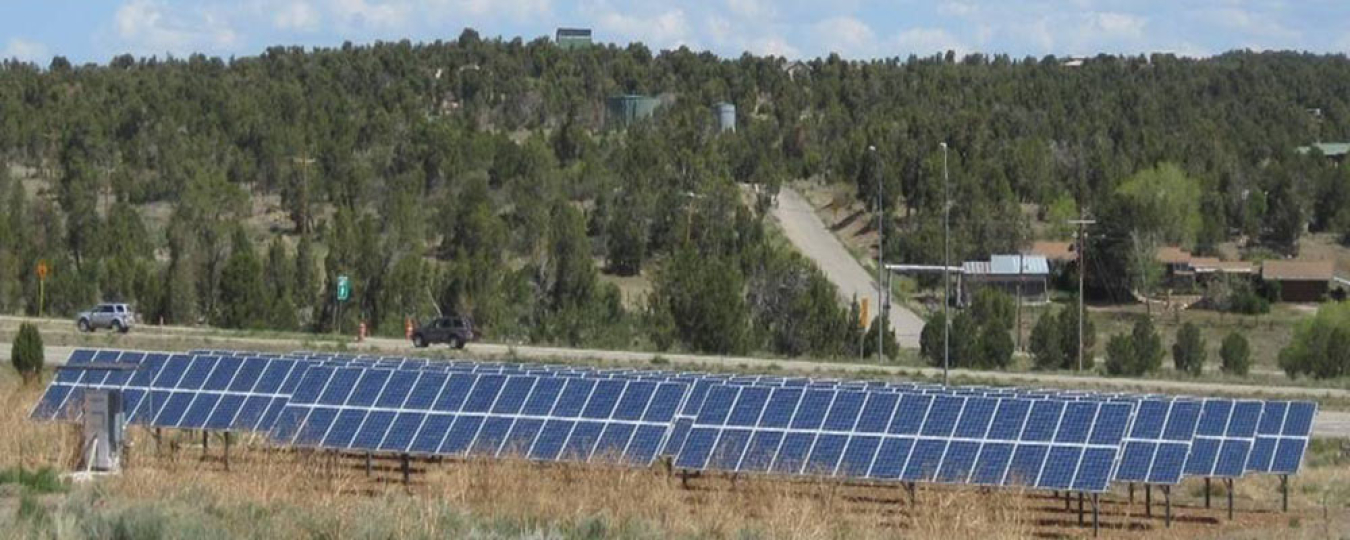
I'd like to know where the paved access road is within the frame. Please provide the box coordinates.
[772,187,926,348]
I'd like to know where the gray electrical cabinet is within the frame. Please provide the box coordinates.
[82,389,124,471]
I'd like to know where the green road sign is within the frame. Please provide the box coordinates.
[336,275,350,302]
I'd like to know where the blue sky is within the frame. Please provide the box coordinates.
[3,0,1349,65]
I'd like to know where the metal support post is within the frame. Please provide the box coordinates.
[1078,492,1085,526]
[907,482,916,506]
[1226,478,1234,520]
[1092,494,1100,537]
[1145,484,1152,517]
[1065,490,1071,510]
[1129,482,1134,504]
[1281,475,1288,513]
[401,454,410,486]
[1164,485,1172,528]
[1205,477,1211,508]
[224,432,231,472]
[366,452,373,477]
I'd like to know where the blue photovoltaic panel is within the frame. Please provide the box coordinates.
[1113,399,1200,485]
[1184,399,1262,478]
[1246,400,1317,475]
[269,367,687,467]
[30,350,315,434]
[673,385,1131,492]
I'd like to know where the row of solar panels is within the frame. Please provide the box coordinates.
[31,349,1316,494]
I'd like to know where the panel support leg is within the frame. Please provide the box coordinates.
[1226,478,1234,521]
[366,452,373,477]
[155,428,162,457]
[202,430,209,455]
[907,482,916,507]
[1092,493,1100,538]
[1281,475,1288,513]
[1078,492,1085,526]
[1205,477,1211,509]
[1129,482,1134,504]
[224,432,231,472]
[1065,490,1071,510]
[1145,484,1152,518]
[1163,485,1172,528]
[679,469,690,489]
[401,454,410,486]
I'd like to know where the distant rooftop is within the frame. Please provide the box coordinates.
[963,254,1049,276]
[1262,259,1335,281]
[1296,142,1350,157]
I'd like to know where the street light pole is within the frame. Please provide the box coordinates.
[870,145,884,364]
[941,142,950,386]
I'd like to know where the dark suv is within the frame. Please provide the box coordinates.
[411,316,475,349]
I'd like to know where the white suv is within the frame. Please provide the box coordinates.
[76,303,136,333]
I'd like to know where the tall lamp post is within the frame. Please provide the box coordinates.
[869,145,884,364]
[940,142,950,386]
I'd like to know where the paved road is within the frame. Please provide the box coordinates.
[772,187,925,348]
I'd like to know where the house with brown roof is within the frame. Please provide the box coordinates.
[1261,260,1334,302]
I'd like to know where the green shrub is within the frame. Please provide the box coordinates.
[1171,322,1206,376]
[0,466,67,494]
[10,322,44,384]
[1104,316,1164,376]
[1219,332,1251,376]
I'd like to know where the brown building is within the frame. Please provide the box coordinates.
[1261,260,1334,302]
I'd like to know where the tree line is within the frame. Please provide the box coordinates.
[3,33,1350,358]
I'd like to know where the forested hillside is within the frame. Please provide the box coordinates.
[1,30,1349,357]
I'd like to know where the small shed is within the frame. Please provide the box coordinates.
[555,28,592,50]
[961,254,1050,305]
[1261,260,1334,302]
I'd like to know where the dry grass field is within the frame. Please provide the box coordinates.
[1,365,1347,540]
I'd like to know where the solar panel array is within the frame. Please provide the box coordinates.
[1113,399,1202,485]
[269,366,686,465]
[31,348,1319,493]
[673,385,1133,492]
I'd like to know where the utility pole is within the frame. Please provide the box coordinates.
[869,145,884,364]
[940,142,950,386]
[1069,218,1096,372]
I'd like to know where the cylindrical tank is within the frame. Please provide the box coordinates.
[714,102,736,133]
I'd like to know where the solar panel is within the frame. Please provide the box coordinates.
[270,367,688,467]
[1184,399,1262,478]
[672,385,1131,492]
[1112,399,1200,484]
[1245,400,1317,475]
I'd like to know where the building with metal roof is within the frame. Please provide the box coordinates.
[555,28,592,50]
[960,254,1050,305]
[1295,142,1350,160]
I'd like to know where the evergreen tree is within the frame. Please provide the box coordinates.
[11,322,43,385]
[1030,309,1063,370]
[1130,316,1165,375]
[1171,322,1206,376]
[1219,331,1251,376]
[217,228,266,329]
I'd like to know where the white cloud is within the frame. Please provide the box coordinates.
[726,0,774,19]
[114,0,238,55]
[812,16,877,57]
[329,0,410,30]
[274,1,320,32]
[596,8,691,49]
[938,1,977,18]
[2,38,49,64]
[1091,12,1146,39]
[890,27,966,56]
[749,36,800,59]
